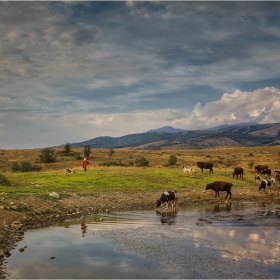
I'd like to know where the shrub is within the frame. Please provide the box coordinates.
[0,174,10,185]
[248,160,254,169]
[11,162,21,172]
[84,145,91,158]
[39,148,56,163]
[12,161,42,172]
[75,154,82,160]
[167,155,177,166]
[100,160,127,167]
[135,157,149,167]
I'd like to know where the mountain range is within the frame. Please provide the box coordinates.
[69,122,280,150]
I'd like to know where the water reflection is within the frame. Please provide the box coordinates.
[5,202,280,279]
[214,202,232,212]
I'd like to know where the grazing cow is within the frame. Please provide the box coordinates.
[232,167,244,179]
[182,166,195,175]
[206,181,232,199]
[261,168,271,178]
[255,165,268,174]
[197,162,213,174]
[259,178,275,192]
[274,173,280,188]
[274,170,280,176]
[156,191,179,209]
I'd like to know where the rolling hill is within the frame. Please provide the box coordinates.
[70,122,280,150]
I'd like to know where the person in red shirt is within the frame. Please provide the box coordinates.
[82,156,89,171]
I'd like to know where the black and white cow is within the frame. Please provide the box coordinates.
[259,178,275,192]
[156,191,178,208]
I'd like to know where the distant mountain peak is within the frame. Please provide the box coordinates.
[146,126,186,133]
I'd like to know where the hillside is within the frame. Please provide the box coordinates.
[70,122,280,149]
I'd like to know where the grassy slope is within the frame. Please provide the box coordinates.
[0,146,279,201]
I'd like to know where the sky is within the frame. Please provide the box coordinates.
[1,1,280,149]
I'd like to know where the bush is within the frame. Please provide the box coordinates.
[39,148,56,163]
[12,161,42,172]
[167,155,177,166]
[11,162,21,172]
[0,174,10,185]
[248,160,254,169]
[100,160,127,167]
[135,157,149,167]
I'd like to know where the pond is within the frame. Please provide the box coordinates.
[4,201,280,279]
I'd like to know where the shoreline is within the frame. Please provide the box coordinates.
[1,189,279,279]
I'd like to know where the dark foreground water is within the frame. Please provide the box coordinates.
[5,201,280,279]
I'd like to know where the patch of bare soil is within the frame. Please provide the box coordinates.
[0,189,280,278]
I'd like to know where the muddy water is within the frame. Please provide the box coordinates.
[5,201,280,279]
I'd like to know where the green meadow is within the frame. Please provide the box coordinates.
[1,146,279,200]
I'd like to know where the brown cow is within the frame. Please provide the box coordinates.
[255,165,268,173]
[275,173,280,188]
[232,167,243,179]
[206,181,232,199]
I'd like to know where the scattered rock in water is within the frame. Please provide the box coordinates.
[19,248,24,252]
[50,257,55,259]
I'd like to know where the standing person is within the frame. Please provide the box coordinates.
[82,156,89,171]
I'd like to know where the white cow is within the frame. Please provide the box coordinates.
[182,166,195,175]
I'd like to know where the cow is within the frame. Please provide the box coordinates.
[259,178,275,192]
[255,175,261,185]
[197,162,213,174]
[232,167,244,179]
[261,168,271,178]
[274,173,280,188]
[182,166,195,175]
[156,191,179,209]
[255,165,268,174]
[206,181,232,199]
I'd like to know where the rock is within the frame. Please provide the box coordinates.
[11,205,18,210]
[0,249,4,257]
[34,209,41,215]
[19,248,24,252]
[11,221,22,230]
[49,192,59,199]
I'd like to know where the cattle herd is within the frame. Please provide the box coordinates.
[156,161,280,209]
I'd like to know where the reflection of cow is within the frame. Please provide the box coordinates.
[255,165,268,173]
[232,167,244,179]
[197,162,213,174]
[214,202,232,212]
[156,191,178,208]
[206,181,232,199]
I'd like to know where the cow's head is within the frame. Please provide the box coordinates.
[206,184,210,190]
[156,199,162,208]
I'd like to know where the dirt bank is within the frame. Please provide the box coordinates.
[0,189,279,279]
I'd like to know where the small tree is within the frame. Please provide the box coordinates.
[84,145,91,158]
[109,148,115,159]
[39,148,56,163]
[63,142,72,155]
[135,157,149,167]
[248,160,254,169]
[168,155,177,166]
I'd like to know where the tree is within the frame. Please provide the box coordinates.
[84,145,91,158]
[108,148,115,159]
[39,148,56,163]
[135,157,149,167]
[63,142,72,155]
[168,155,177,166]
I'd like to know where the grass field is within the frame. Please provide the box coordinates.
[0,146,280,200]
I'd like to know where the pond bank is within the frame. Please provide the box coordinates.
[1,189,280,278]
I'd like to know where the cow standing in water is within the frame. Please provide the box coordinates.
[156,191,179,209]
